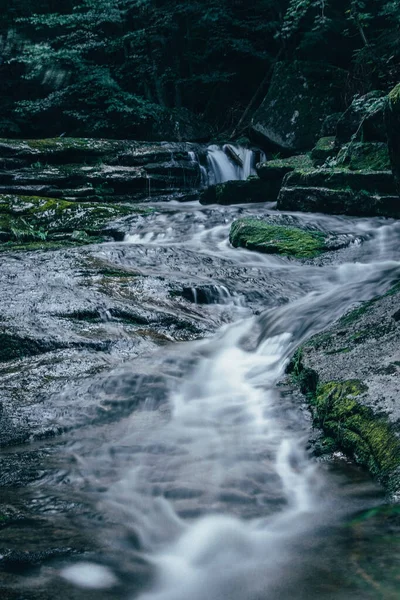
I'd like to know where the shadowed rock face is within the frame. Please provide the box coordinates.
[336,91,387,146]
[0,138,204,202]
[277,168,399,217]
[250,61,347,153]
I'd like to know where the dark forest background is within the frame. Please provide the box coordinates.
[1,0,399,138]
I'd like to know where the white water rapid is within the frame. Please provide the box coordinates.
[43,204,400,600]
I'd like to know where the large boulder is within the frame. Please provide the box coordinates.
[336,91,387,145]
[255,154,313,198]
[386,84,400,197]
[250,61,347,153]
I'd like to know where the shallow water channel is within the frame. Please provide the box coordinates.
[1,196,400,599]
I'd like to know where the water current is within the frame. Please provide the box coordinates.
[5,147,400,599]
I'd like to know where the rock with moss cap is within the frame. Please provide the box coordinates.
[288,282,400,494]
[250,61,346,153]
[255,154,313,201]
[336,142,391,171]
[229,218,333,258]
[336,91,387,145]
[386,84,400,197]
[0,194,147,250]
[277,167,399,217]
[311,137,337,166]
[0,138,204,200]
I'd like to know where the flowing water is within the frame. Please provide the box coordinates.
[3,150,400,599]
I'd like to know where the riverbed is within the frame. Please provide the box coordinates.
[1,193,400,599]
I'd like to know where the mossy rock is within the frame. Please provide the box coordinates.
[282,168,396,194]
[277,186,399,218]
[229,218,327,258]
[277,167,399,217]
[256,154,313,180]
[0,194,143,250]
[313,380,400,483]
[289,349,400,490]
[336,91,387,145]
[199,179,273,205]
[311,137,337,166]
[250,61,347,152]
[336,142,391,171]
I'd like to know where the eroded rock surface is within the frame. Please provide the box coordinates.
[288,283,400,494]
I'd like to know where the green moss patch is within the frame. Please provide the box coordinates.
[314,381,400,482]
[336,142,391,171]
[0,194,145,250]
[256,154,313,180]
[311,137,336,165]
[229,218,326,258]
[288,349,400,491]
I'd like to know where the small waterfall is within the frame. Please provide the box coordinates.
[188,150,208,187]
[206,144,264,185]
[188,145,265,187]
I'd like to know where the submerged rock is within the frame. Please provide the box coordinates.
[277,168,399,217]
[288,283,400,494]
[250,61,346,153]
[229,218,328,258]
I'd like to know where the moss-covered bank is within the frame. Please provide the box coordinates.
[288,349,400,492]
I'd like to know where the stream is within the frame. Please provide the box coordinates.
[1,147,400,599]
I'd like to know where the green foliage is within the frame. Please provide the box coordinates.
[1,0,399,136]
[2,0,284,136]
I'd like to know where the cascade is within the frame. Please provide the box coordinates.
[189,144,265,187]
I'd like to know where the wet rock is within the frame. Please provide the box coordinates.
[277,168,399,217]
[0,138,204,201]
[178,285,232,304]
[229,218,329,258]
[199,178,272,205]
[311,137,337,166]
[250,61,347,153]
[256,154,313,197]
[288,283,400,494]
[0,194,143,250]
[336,142,391,171]
[336,91,387,145]
[386,84,400,197]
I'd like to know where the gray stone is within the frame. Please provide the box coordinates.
[250,61,347,152]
